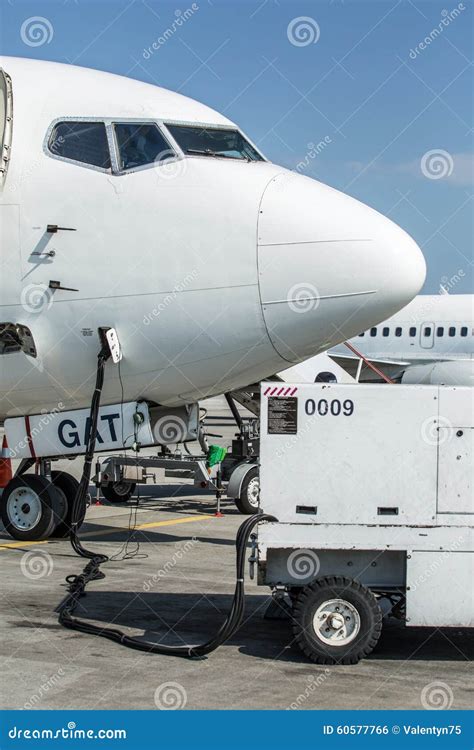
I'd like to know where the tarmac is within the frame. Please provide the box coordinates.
[0,402,472,710]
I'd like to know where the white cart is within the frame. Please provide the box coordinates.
[258,383,473,664]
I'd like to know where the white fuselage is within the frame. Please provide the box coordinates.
[329,294,474,385]
[0,57,426,419]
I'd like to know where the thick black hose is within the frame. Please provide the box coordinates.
[59,336,278,657]
[69,346,110,562]
[58,512,277,657]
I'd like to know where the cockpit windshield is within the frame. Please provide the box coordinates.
[165,124,263,162]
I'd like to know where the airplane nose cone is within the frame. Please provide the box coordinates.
[258,172,426,362]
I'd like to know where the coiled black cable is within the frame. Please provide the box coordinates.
[58,512,276,657]
[58,335,278,657]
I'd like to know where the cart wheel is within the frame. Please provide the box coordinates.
[0,475,62,541]
[234,467,259,515]
[292,576,382,665]
[50,470,84,538]
[101,480,136,503]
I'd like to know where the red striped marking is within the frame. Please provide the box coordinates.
[263,386,271,396]
[24,415,36,459]
[289,387,298,396]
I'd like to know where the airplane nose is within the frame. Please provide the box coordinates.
[257,172,426,362]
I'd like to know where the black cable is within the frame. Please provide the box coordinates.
[69,345,111,563]
[59,336,278,658]
[58,512,276,657]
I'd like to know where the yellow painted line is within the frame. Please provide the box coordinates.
[0,539,50,550]
[0,514,211,549]
[135,515,210,530]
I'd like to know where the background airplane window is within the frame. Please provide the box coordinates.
[409,327,416,337]
[166,124,263,161]
[449,326,456,337]
[370,327,377,337]
[437,326,444,337]
[460,326,468,337]
[114,123,173,171]
[395,327,402,337]
[49,122,111,169]
[423,327,431,337]
[382,327,389,337]
[358,332,365,337]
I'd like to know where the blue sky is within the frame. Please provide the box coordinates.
[1,0,473,293]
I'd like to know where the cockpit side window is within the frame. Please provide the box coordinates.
[48,122,111,170]
[165,124,264,161]
[113,123,174,171]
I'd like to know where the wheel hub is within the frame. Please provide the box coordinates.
[7,487,42,531]
[247,477,259,507]
[313,598,361,647]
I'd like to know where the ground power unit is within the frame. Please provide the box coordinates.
[258,383,473,664]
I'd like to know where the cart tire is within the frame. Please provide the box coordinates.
[101,480,136,503]
[50,471,84,537]
[234,467,259,514]
[0,475,61,541]
[292,576,382,665]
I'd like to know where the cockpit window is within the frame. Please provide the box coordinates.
[48,122,111,170]
[114,123,174,171]
[165,124,263,161]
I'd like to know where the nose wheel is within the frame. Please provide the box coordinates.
[292,576,382,664]
[234,466,260,515]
